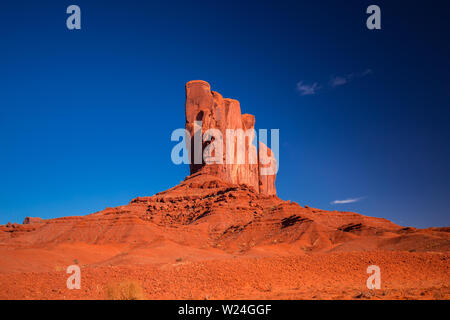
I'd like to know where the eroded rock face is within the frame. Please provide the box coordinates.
[23,217,43,224]
[258,142,277,196]
[185,80,277,195]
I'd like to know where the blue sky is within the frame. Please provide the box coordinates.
[0,0,449,228]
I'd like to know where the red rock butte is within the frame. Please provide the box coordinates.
[185,80,276,196]
[0,81,449,300]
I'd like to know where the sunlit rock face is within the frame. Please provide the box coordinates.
[185,80,276,196]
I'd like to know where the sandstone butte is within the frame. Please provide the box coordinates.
[0,81,448,300]
[185,80,276,196]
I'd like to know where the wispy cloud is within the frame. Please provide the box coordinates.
[296,81,320,96]
[296,69,372,96]
[330,69,373,88]
[331,197,365,205]
[330,76,348,87]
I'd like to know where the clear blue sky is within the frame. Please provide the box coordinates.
[0,0,449,228]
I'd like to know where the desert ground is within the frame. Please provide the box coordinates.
[0,174,449,300]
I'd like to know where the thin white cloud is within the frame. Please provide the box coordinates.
[296,81,320,96]
[362,68,373,76]
[331,197,365,205]
[330,76,348,87]
[296,69,372,96]
[330,69,373,88]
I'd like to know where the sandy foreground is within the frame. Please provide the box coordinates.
[0,250,448,300]
[0,175,448,300]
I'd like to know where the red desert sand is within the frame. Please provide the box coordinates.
[0,81,448,300]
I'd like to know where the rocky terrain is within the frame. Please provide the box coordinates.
[0,81,448,300]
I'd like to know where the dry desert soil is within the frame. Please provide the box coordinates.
[0,174,449,300]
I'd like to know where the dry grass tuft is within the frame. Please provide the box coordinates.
[105,280,146,300]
